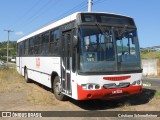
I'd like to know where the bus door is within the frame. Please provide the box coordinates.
[61,31,72,95]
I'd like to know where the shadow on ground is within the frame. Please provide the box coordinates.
[27,80,157,110]
[68,88,156,110]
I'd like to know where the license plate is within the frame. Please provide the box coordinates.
[112,89,123,94]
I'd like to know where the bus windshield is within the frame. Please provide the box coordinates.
[79,25,141,73]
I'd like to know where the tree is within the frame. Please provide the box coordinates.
[0,41,16,61]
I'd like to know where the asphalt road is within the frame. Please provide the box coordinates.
[142,77,160,89]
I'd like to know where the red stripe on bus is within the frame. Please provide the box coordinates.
[103,76,131,81]
[77,84,142,100]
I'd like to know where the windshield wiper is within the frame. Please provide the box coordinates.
[95,22,107,36]
[95,22,112,43]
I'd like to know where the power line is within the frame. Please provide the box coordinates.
[4,0,97,41]
[15,0,62,36]
[25,0,107,27]
[23,0,61,26]
[13,0,108,32]
[94,0,107,6]
[30,0,60,19]
[13,0,86,28]
[19,0,87,35]
[24,0,53,22]
[45,0,87,24]
[10,0,42,29]
[15,0,106,38]
[12,0,55,29]
[31,0,87,24]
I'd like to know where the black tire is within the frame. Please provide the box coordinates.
[24,68,30,83]
[53,76,67,101]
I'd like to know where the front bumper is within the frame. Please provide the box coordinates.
[77,84,142,100]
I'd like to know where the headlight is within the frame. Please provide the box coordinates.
[137,80,141,85]
[132,81,136,85]
[81,83,100,90]
[95,84,100,89]
[88,84,93,90]
[82,84,87,89]
[132,80,142,86]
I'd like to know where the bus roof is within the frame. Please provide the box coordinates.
[17,12,131,43]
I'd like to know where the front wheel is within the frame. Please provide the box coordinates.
[53,76,67,101]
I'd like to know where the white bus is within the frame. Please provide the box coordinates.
[16,12,143,101]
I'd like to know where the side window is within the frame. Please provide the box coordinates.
[17,43,20,56]
[18,42,23,56]
[50,31,55,43]
[49,29,60,55]
[34,35,41,55]
[54,30,60,41]
[29,38,34,55]
[24,40,29,56]
[41,32,49,55]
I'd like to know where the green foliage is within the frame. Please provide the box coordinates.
[141,50,150,54]
[0,41,16,60]
[155,89,160,98]
[141,50,160,59]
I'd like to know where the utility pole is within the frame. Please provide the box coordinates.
[88,0,93,12]
[4,30,14,67]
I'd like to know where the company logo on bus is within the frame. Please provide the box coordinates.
[36,58,40,68]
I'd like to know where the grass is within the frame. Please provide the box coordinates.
[27,86,58,105]
[0,67,26,92]
[141,51,160,59]
[0,67,58,105]
[155,89,160,99]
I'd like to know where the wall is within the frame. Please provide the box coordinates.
[142,59,160,77]
[158,59,160,77]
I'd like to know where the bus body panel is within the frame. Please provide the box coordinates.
[76,73,142,87]
[77,83,142,100]
[16,56,61,88]
[75,73,142,100]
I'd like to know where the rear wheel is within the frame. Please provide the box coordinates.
[53,76,67,101]
[24,68,30,83]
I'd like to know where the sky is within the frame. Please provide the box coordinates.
[0,0,160,48]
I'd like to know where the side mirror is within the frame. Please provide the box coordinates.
[73,35,78,47]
